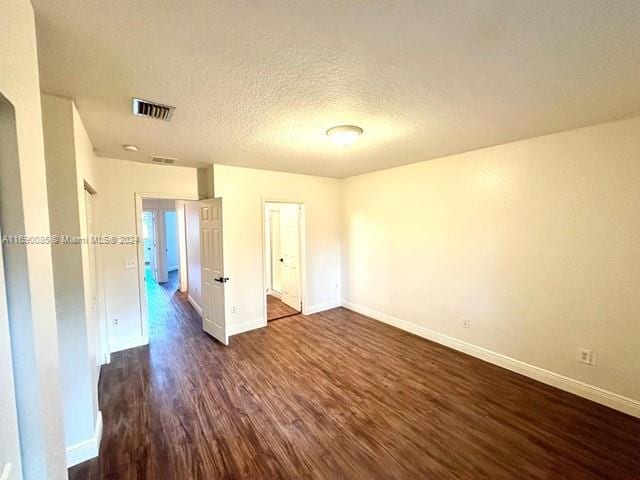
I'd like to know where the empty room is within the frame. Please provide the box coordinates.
[1,1,639,479]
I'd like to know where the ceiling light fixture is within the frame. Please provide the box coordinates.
[123,144,139,152]
[326,125,363,146]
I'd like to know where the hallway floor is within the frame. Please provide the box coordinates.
[266,294,299,321]
[70,291,640,479]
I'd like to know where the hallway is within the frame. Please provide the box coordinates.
[69,291,640,479]
[266,294,299,321]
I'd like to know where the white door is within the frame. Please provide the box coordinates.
[143,211,157,281]
[155,209,171,284]
[279,204,301,311]
[270,210,281,293]
[84,190,104,368]
[200,198,228,345]
[0,223,22,478]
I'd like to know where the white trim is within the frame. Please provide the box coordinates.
[66,411,103,467]
[342,300,640,419]
[168,265,179,272]
[304,300,341,315]
[228,319,267,336]
[109,335,148,353]
[187,294,203,316]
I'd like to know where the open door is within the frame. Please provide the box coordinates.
[269,209,281,293]
[279,204,302,311]
[200,198,228,345]
[142,211,157,282]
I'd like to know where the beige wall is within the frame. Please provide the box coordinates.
[73,103,102,375]
[0,0,67,478]
[184,201,203,311]
[42,94,100,455]
[342,116,640,411]
[213,164,342,333]
[93,157,198,352]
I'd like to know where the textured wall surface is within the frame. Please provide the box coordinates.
[343,116,640,404]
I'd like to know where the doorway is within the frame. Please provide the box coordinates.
[264,202,302,321]
[139,198,187,342]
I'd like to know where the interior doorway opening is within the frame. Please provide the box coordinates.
[263,202,303,321]
[139,198,187,341]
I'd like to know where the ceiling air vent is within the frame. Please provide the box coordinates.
[132,98,175,121]
[150,155,177,165]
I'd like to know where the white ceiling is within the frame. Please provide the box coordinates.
[33,0,640,178]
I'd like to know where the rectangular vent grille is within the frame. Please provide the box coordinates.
[132,98,175,121]
[151,156,176,165]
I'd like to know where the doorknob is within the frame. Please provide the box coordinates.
[214,277,229,283]
[279,258,284,262]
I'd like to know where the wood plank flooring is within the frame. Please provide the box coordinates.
[70,282,640,479]
[267,294,299,321]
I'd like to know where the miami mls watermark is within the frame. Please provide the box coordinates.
[1,234,140,245]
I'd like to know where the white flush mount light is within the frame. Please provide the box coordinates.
[123,144,139,152]
[326,125,363,146]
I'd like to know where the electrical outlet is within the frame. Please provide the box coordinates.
[462,317,471,329]
[112,318,119,327]
[231,305,236,314]
[579,349,596,366]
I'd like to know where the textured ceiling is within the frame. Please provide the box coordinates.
[33,0,640,178]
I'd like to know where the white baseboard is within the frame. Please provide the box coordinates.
[304,300,342,315]
[168,265,178,272]
[267,289,281,299]
[228,318,267,336]
[342,300,640,419]
[188,294,203,317]
[66,411,103,467]
[110,335,148,353]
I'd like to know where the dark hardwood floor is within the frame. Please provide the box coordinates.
[267,294,299,321]
[70,283,640,479]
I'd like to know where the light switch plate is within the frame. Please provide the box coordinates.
[124,258,137,269]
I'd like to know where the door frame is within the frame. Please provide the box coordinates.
[261,199,307,324]
[134,192,199,344]
[0,221,22,477]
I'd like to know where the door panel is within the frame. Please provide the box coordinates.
[142,211,157,282]
[270,210,281,293]
[279,204,301,311]
[84,190,102,369]
[200,198,227,345]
